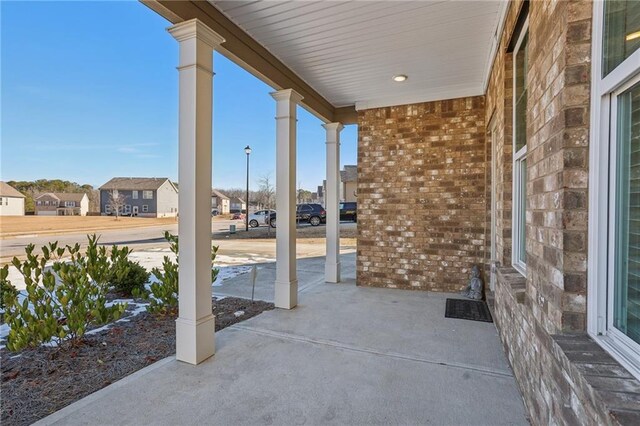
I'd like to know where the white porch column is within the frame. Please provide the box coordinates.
[169,19,224,365]
[271,89,303,309]
[324,122,343,283]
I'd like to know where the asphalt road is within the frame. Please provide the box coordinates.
[0,219,355,263]
[0,219,247,262]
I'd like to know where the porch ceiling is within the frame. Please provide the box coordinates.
[208,0,506,110]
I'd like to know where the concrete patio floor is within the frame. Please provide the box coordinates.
[38,253,529,425]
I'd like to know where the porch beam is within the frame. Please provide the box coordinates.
[141,0,357,125]
[324,123,343,283]
[272,89,303,309]
[169,19,224,365]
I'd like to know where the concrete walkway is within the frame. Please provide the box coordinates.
[37,253,528,425]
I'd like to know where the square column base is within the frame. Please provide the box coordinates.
[325,261,341,283]
[275,279,298,309]
[176,314,215,365]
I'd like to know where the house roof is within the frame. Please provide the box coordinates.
[36,192,87,202]
[340,166,358,183]
[0,182,25,198]
[211,189,229,200]
[99,177,172,191]
[231,197,245,204]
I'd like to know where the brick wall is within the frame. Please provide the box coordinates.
[357,97,486,292]
[484,0,626,424]
[526,0,591,335]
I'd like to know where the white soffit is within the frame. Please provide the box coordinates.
[210,0,503,110]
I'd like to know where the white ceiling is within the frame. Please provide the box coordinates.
[210,0,505,110]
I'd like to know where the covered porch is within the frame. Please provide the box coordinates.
[36,253,528,425]
[148,0,506,365]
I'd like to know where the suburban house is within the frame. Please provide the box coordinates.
[99,177,178,217]
[340,165,357,202]
[0,181,25,216]
[229,197,246,213]
[46,0,639,424]
[211,188,230,214]
[34,192,89,216]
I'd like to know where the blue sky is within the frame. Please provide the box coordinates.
[0,1,357,191]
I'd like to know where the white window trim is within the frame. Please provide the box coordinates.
[143,190,153,200]
[142,205,149,213]
[512,18,529,276]
[490,115,498,291]
[132,190,139,199]
[588,0,640,381]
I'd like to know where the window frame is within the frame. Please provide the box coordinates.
[142,205,149,213]
[142,190,153,200]
[132,190,139,199]
[589,0,640,381]
[511,19,529,276]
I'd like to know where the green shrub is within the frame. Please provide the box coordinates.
[0,265,18,311]
[107,247,149,296]
[136,231,218,315]
[3,236,127,351]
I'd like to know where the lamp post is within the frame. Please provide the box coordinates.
[244,145,252,231]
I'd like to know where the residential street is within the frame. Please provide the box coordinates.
[0,220,357,263]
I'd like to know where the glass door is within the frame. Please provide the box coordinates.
[612,76,640,348]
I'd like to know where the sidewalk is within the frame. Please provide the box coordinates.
[37,253,528,425]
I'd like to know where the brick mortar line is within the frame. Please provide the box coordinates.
[230,323,514,379]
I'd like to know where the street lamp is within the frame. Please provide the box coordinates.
[244,145,252,231]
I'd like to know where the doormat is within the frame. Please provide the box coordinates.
[445,298,493,323]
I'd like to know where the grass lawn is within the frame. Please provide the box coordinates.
[0,216,178,238]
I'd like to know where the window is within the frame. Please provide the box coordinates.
[105,205,111,214]
[590,0,640,380]
[65,201,74,207]
[142,205,148,213]
[36,200,42,206]
[512,24,529,274]
[603,0,640,76]
[132,190,139,199]
[143,191,153,199]
[612,79,640,347]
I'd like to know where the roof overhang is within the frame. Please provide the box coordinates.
[143,1,508,124]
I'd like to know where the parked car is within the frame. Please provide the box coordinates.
[247,209,275,227]
[211,208,219,216]
[297,203,326,225]
[339,202,357,222]
[268,204,326,228]
[232,212,245,220]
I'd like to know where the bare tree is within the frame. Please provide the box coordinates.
[107,190,127,220]
[256,174,275,210]
[297,189,313,203]
[220,188,245,200]
[87,189,100,213]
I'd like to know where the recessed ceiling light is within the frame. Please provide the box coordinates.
[392,74,408,82]
[626,31,640,41]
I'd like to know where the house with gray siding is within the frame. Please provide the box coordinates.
[99,177,178,218]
